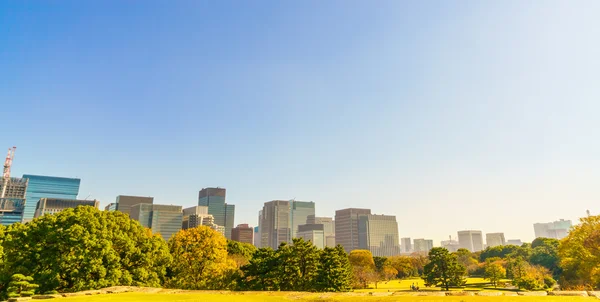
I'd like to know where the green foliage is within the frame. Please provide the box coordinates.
[529,237,561,278]
[558,215,600,290]
[1,206,171,294]
[239,248,280,290]
[167,226,237,290]
[479,245,521,262]
[227,240,257,259]
[454,249,480,276]
[348,250,376,289]
[315,245,353,292]
[423,247,466,291]
[388,256,417,278]
[483,261,506,288]
[277,238,321,291]
[6,274,38,298]
[509,257,553,290]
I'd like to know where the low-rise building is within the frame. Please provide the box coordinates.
[232,224,254,244]
[34,198,99,218]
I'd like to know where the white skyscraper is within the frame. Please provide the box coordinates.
[533,219,572,240]
[457,230,484,252]
[486,233,506,248]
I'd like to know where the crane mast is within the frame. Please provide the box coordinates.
[1,147,16,199]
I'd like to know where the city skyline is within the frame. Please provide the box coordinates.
[2,1,600,243]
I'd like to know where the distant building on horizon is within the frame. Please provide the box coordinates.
[401,237,412,253]
[441,238,460,252]
[22,174,80,223]
[297,223,325,249]
[259,200,315,249]
[358,214,400,257]
[34,198,99,218]
[112,195,154,216]
[253,226,260,247]
[486,233,506,248]
[198,188,235,239]
[130,204,182,241]
[413,238,434,253]
[507,239,523,246]
[232,224,254,244]
[308,215,335,247]
[458,230,484,252]
[533,219,572,240]
[335,208,371,254]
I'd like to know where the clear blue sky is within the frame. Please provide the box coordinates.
[2,1,599,243]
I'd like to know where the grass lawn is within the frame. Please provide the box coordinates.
[60,292,597,302]
[355,277,514,293]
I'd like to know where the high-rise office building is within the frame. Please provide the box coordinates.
[308,215,335,247]
[104,203,117,211]
[34,198,99,218]
[533,219,572,240]
[401,237,412,253]
[335,208,371,254]
[253,226,260,247]
[413,238,434,253]
[297,224,325,249]
[114,195,154,216]
[22,175,80,223]
[0,198,25,226]
[486,233,506,247]
[130,204,182,241]
[458,230,484,252]
[232,224,254,244]
[0,178,28,199]
[198,188,235,239]
[358,214,400,257]
[182,206,215,229]
[259,200,315,249]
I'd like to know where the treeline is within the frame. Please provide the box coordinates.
[0,207,597,298]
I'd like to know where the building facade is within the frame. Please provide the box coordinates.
[506,239,523,246]
[114,195,154,216]
[486,232,506,247]
[34,198,99,218]
[358,214,400,257]
[457,230,484,252]
[0,178,28,199]
[441,239,460,252]
[253,226,260,247]
[308,215,335,247]
[232,224,254,244]
[259,200,315,249]
[413,238,434,253]
[401,237,412,253]
[335,208,371,254]
[198,188,235,239]
[297,224,325,249]
[130,204,182,241]
[22,175,80,222]
[0,198,25,226]
[533,219,572,240]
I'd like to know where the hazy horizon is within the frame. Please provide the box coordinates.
[2,1,599,244]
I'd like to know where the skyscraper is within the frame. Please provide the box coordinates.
[231,224,254,244]
[457,230,484,252]
[335,208,371,254]
[130,204,182,241]
[22,175,80,223]
[182,206,215,229]
[0,198,25,226]
[413,238,434,253]
[297,224,325,249]
[486,233,506,247]
[198,188,235,239]
[533,219,572,240]
[307,216,336,247]
[259,200,315,249]
[114,195,154,216]
[34,198,99,218]
[253,226,260,247]
[401,237,412,253]
[358,214,400,257]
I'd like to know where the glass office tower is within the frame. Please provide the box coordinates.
[22,175,80,222]
[0,198,25,226]
[198,188,235,239]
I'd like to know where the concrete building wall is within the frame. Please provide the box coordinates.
[34,198,99,218]
[335,208,371,254]
[232,223,254,244]
[115,195,154,216]
[458,230,484,252]
[486,232,506,247]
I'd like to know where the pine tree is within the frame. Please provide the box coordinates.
[315,245,353,292]
[423,247,466,291]
[7,274,39,298]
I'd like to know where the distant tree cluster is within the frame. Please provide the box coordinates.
[0,206,597,297]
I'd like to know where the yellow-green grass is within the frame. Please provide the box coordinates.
[355,278,514,293]
[61,292,596,302]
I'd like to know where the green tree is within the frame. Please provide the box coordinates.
[348,250,376,288]
[315,245,353,292]
[1,207,171,294]
[388,256,416,278]
[529,238,561,278]
[480,245,521,262]
[484,261,506,288]
[227,240,257,268]
[423,247,466,291]
[454,248,480,276]
[167,226,237,290]
[276,238,321,291]
[559,215,600,290]
[6,274,38,298]
[239,248,280,290]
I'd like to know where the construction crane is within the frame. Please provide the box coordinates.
[1,147,16,199]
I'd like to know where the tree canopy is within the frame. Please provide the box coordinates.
[559,215,600,290]
[424,247,466,291]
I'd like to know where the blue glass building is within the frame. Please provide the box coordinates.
[22,175,80,222]
[0,198,25,226]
